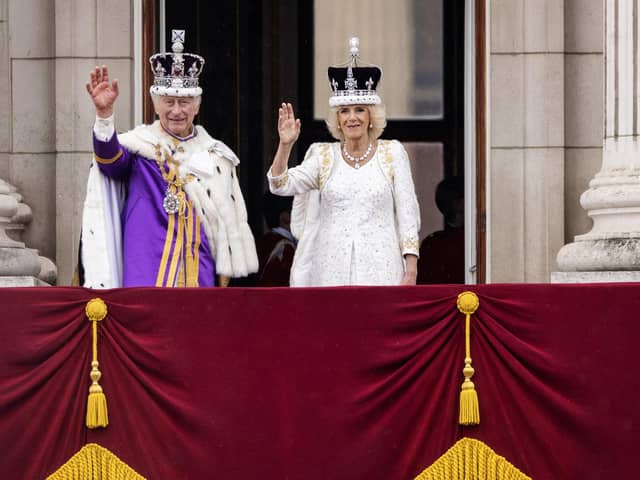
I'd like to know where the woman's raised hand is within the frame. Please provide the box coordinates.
[86,65,119,118]
[278,103,301,146]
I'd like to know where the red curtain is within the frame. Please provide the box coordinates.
[1,284,638,479]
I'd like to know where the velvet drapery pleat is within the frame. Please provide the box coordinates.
[1,284,637,479]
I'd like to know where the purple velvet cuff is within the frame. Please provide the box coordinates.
[93,131,123,164]
[93,131,133,180]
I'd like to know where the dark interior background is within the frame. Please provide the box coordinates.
[157,0,465,285]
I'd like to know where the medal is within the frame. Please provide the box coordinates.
[155,143,195,216]
[163,188,180,214]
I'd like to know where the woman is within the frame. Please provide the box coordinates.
[267,39,420,286]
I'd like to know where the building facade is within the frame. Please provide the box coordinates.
[0,1,613,285]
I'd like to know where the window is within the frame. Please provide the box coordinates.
[301,0,464,247]
[313,0,444,120]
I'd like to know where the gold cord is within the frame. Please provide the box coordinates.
[154,144,199,287]
[85,298,109,429]
[457,291,480,426]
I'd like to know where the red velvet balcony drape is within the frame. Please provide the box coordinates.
[1,284,638,479]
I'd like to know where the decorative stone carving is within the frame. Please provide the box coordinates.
[0,179,23,248]
[0,178,57,284]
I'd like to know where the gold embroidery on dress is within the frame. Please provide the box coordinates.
[318,144,332,189]
[272,172,289,189]
[401,237,420,252]
[379,140,394,184]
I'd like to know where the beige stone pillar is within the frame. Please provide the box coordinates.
[555,0,640,281]
[0,1,133,285]
[54,0,133,285]
[0,0,56,285]
[489,0,565,282]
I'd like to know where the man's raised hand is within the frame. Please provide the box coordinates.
[86,65,119,118]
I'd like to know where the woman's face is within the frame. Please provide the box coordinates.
[337,105,370,142]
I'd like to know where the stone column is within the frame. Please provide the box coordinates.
[0,0,55,286]
[0,179,47,286]
[490,0,565,282]
[555,0,640,282]
[54,0,133,285]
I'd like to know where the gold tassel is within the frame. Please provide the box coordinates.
[85,298,109,429]
[457,291,480,426]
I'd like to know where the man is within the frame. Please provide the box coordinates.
[81,30,258,288]
[255,192,296,286]
[417,176,465,284]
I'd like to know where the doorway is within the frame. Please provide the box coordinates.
[143,0,478,284]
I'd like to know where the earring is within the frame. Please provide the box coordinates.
[369,124,372,129]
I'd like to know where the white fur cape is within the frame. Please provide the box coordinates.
[81,122,258,288]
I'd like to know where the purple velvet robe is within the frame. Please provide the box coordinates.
[93,132,216,287]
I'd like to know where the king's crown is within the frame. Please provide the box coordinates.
[149,30,204,96]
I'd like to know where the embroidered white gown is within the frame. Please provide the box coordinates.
[268,140,420,286]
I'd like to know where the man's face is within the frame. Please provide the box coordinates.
[154,96,200,137]
[279,210,291,231]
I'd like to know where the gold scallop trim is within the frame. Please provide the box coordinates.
[47,443,146,480]
[414,437,531,480]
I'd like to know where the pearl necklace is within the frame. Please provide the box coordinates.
[342,142,372,169]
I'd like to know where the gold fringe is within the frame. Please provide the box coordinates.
[457,291,480,426]
[47,443,146,480]
[414,437,532,480]
[85,299,108,429]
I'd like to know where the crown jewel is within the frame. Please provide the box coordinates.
[149,30,205,97]
[328,37,382,107]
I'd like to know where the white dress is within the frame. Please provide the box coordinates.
[268,140,420,286]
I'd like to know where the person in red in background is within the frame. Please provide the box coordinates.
[256,192,296,286]
[417,176,465,284]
